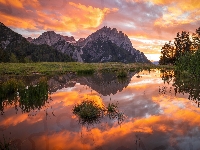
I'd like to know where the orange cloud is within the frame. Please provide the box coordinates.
[51,88,104,107]
[0,12,37,29]
[0,0,23,8]
[0,1,118,32]
[148,0,200,11]
[151,0,200,29]
[0,113,28,127]
[68,2,118,29]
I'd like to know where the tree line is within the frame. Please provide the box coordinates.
[0,42,74,63]
[159,27,200,65]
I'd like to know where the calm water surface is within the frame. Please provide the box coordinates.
[0,70,200,150]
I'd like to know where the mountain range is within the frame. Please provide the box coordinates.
[0,22,150,63]
[0,22,72,62]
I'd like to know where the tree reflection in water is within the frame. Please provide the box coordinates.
[160,69,200,106]
[0,77,49,114]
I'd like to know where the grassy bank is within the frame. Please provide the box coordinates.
[0,62,173,76]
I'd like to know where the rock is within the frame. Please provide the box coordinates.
[26,37,33,42]
[31,31,76,46]
[0,22,73,62]
[28,26,151,63]
[79,26,151,63]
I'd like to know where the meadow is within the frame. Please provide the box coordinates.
[0,62,174,76]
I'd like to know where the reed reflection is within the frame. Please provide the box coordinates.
[0,77,49,114]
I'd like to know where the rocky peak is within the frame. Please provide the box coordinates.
[77,38,85,42]
[26,37,33,42]
[76,38,86,46]
[77,26,133,52]
[31,31,76,46]
[79,26,151,63]
[62,36,76,43]
[31,31,64,46]
[0,22,5,27]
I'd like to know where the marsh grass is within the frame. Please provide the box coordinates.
[0,62,165,76]
[72,100,125,125]
[73,100,104,125]
[0,78,25,102]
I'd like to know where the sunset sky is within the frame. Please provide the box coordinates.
[0,0,200,61]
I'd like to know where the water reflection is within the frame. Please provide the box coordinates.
[77,72,135,96]
[0,70,200,149]
[48,71,136,96]
[160,69,200,105]
[0,77,49,114]
[19,77,49,113]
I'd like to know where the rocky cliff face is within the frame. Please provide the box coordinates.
[29,26,150,63]
[30,31,81,61]
[78,26,150,63]
[31,31,76,46]
[26,37,33,42]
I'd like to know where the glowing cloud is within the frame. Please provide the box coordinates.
[0,0,23,8]
[0,1,118,32]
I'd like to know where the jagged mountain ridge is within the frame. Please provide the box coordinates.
[31,31,76,46]
[76,26,150,63]
[30,31,82,61]
[30,26,151,63]
[0,22,73,62]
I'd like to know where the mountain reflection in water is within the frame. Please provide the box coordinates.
[0,70,200,150]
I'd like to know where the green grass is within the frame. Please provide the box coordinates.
[116,69,128,78]
[72,99,126,125]
[73,100,104,125]
[0,62,170,76]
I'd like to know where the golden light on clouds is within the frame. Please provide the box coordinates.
[68,2,117,29]
[51,86,104,107]
[0,0,199,60]
[0,0,23,8]
[154,7,194,28]
[0,1,118,31]
[151,0,200,28]
[0,113,28,127]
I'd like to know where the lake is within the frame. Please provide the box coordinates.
[0,69,200,150]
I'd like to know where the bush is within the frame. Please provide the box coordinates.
[72,100,125,125]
